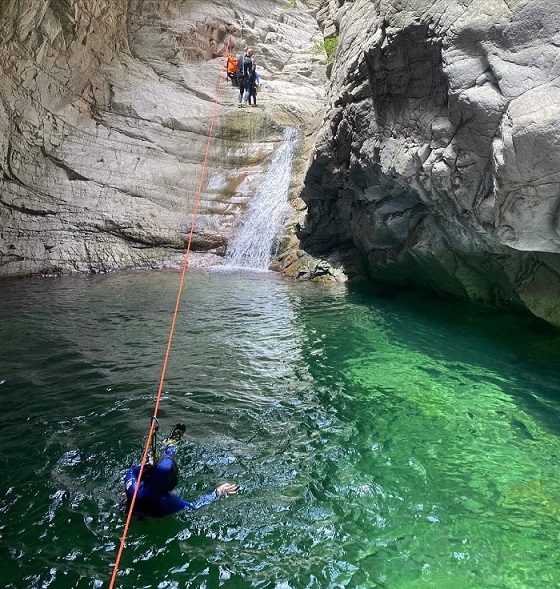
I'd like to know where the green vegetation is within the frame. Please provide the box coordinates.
[311,36,339,64]
[284,0,297,8]
[323,36,338,62]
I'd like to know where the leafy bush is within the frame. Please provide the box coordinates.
[323,36,338,63]
[311,36,339,64]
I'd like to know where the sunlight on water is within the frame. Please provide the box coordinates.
[1,271,560,588]
[321,302,560,588]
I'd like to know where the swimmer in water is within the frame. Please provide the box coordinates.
[124,423,239,518]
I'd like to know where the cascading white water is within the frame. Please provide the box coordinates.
[224,127,300,270]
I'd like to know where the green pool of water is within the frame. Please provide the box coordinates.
[1,269,559,588]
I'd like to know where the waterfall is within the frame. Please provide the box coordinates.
[224,127,300,271]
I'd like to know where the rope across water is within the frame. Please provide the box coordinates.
[108,38,232,589]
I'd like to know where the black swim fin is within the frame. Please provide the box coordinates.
[165,423,186,447]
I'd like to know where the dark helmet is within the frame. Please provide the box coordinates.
[154,455,179,492]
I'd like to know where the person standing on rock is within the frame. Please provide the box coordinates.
[237,48,254,108]
[248,65,261,107]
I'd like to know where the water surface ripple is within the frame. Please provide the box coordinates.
[1,270,560,588]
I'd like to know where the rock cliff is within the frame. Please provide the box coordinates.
[0,0,326,275]
[300,0,560,326]
[3,0,560,327]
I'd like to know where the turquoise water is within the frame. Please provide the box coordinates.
[1,269,560,588]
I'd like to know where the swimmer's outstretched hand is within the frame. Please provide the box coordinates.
[216,482,240,497]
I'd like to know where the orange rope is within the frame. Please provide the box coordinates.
[108,37,232,589]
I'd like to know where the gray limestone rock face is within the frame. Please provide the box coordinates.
[0,0,326,276]
[4,0,560,327]
[300,0,560,326]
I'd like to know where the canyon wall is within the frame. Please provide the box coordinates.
[300,0,560,326]
[0,0,326,275]
[3,0,560,326]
